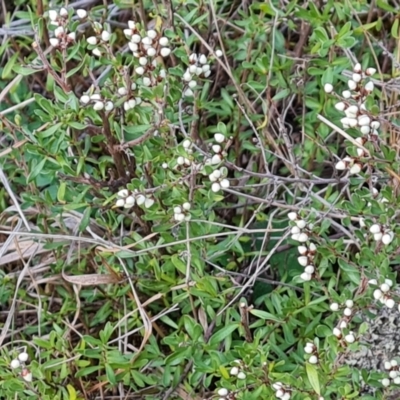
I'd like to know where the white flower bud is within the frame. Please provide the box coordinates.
[115,199,125,207]
[101,30,110,41]
[304,265,315,274]
[297,233,309,242]
[147,29,157,39]
[352,73,362,83]
[380,282,390,293]
[54,26,64,38]
[382,378,390,387]
[373,289,383,300]
[128,99,136,109]
[182,202,191,211]
[353,63,362,73]
[340,321,347,329]
[309,355,318,364]
[211,154,222,164]
[288,212,297,221]
[160,47,171,57]
[333,327,342,337]
[124,196,135,207]
[135,66,145,75]
[392,359,398,367]
[142,77,151,86]
[87,36,97,45]
[50,38,60,47]
[77,9,87,18]
[345,299,354,308]
[364,81,374,92]
[365,68,376,76]
[304,345,314,354]
[370,121,380,130]
[298,256,308,267]
[330,303,339,312]
[360,126,370,134]
[139,56,148,66]
[369,224,381,234]
[10,359,20,369]
[105,101,114,111]
[335,160,347,171]
[147,47,157,57]
[291,226,300,235]
[324,83,333,93]
[296,219,307,229]
[217,388,229,397]
[237,371,246,380]
[368,279,377,285]
[386,298,395,309]
[342,90,352,99]
[382,232,394,245]
[212,144,222,153]
[92,48,102,57]
[118,87,127,96]
[335,102,346,111]
[309,243,317,251]
[220,179,230,189]
[183,71,192,82]
[93,101,104,111]
[211,182,221,193]
[21,369,32,382]
[175,213,185,222]
[124,29,133,37]
[198,54,207,64]
[18,353,29,362]
[159,37,169,46]
[345,333,355,343]
[394,377,400,385]
[358,115,371,126]
[144,198,154,208]
[128,20,136,29]
[300,272,312,281]
[184,88,194,97]
[118,189,129,199]
[49,9,58,21]
[348,80,357,90]
[374,232,383,241]
[230,366,239,376]
[343,307,352,316]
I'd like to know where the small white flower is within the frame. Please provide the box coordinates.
[104,101,114,111]
[391,359,398,367]
[189,65,198,74]
[382,378,390,387]
[324,83,333,93]
[298,256,308,267]
[128,42,138,52]
[125,196,135,207]
[54,26,64,38]
[115,199,125,207]
[335,102,346,111]
[212,144,222,153]
[147,47,156,57]
[175,213,185,222]
[237,371,246,380]
[386,298,395,309]
[92,48,102,57]
[348,80,357,90]
[366,68,376,76]
[18,353,29,363]
[291,226,301,235]
[135,66,145,75]
[335,160,347,171]
[352,73,362,83]
[101,30,110,41]
[159,37,169,46]
[67,32,76,41]
[340,321,347,329]
[160,47,171,57]
[215,49,223,57]
[87,36,97,45]
[304,344,314,354]
[385,279,393,287]
[381,283,391,293]
[217,388,228,397]
[184,88,194,97]
[124,29,133,37]
[211,182,221,193]
[198,54,207,64]
[364,81,374,92]
[309,243,317,251]
[93,101,104,111]
[59,7,68,17]
[300,272,312,281]
[358,115,371,126]
[142,77,151,87]
[370,121,380,130]
[145,198,154,208]
[220,179,230,189]
[373,289,383,300]
[50,38,60,47]
[188,80,197,89]
[374,232,383,241]
[384,361,392,370]
[128,99,136,109]
[130,34,141,44]
[308,355,318,364]
[10,359,20,369]
[296,219,307,229]
[128,20,136,30]
[49,9,58,21]
[345,299,354,308]
[369,224,381,234]
[304,265,314,274]
[353,63,362,72]
[183,71,192,82]
[196,67,203,75]
[333,327,342,337]
[291,233,300,241]
[382,232,394,245]
[182,202,191,211]
[360,126,370,134]
[368,279,377,285]
[182,139,191,149]
[147,29,157,39]
[345,333,355,343]
[80,95,90,104]
[230,366,239,376]
[297,233,309,242]
[342,90,352,99]
[118,87,127,96]
[394,376,400,385]
[330,303,339,312]
[177,156,185,165]
[211,154,222,164]
[288,212,298,221]
[343,307,352,317]
[21,369,32,382]
[77,9,87,18]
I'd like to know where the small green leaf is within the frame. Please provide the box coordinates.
[249,309,284,323]
[209,324,240,346]
[306,362,320,394]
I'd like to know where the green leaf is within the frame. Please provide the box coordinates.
[306,362,320,394]
[2,52,19,79]
[27,158,47,183]
[249,309,284,323]
[209,323,240,346]
[78,207,92,232]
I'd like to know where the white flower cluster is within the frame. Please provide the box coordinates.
[209,168,230,193]
[330,300,357,343]
[330,299,354,317]
[370,278,397,309]
[230,360,246,380]
[288,212,310,243]
[382,359,400,387]
[79,92,114,112]
[369,223,394,245]
[47,7,77,47]
[304,342,318,364]
[118,83,142,111]
[183,53,213,97]
[173,203,191,222]
[297,242,317,281]
[10,351,32,382]
[272,382,291,400]
[115,189,154,209]
[327,63,378,175]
